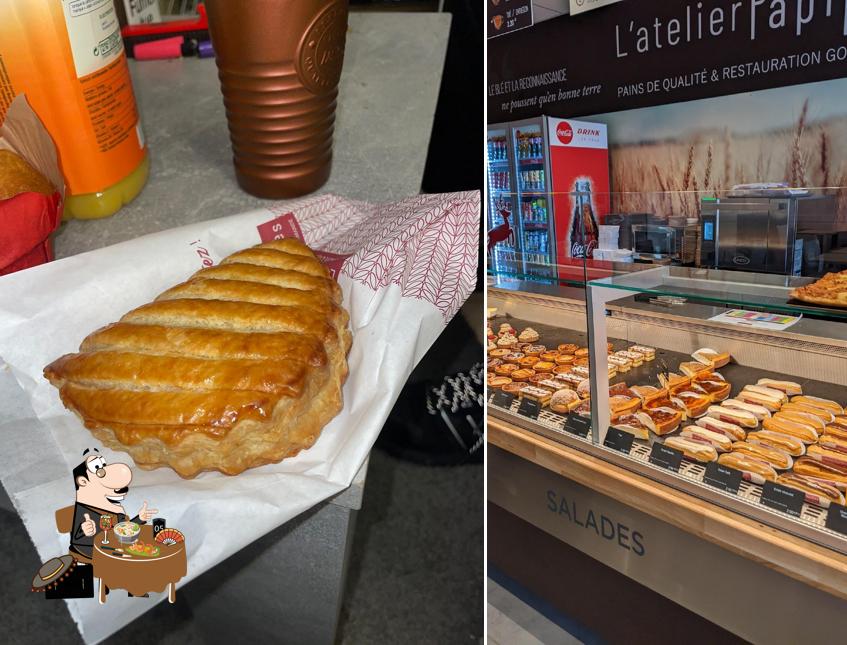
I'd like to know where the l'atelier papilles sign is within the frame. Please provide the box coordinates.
[488,0,847,121]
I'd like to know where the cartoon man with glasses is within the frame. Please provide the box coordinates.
[70,448,158,561]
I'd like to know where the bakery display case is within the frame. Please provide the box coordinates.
[487,189,847,564]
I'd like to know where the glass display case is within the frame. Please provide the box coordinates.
[487,189,847,555]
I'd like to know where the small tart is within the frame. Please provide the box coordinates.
[518,356,540,367]
[533,361,555,373]
[501,382,523,394]
[558,343,578,354]
[489,348,510,358]
[555,354,575,366]
[528,373,548,385]
[553,365,573,375]
[495,363,520,376]
[503,352,525,364]
[524,344,546,356]
[574,347,589,358]
[488,376,512,388]
[573,357,589,367]
[511,368,536,381]
[487,358,504,369]
[540,351,560,362]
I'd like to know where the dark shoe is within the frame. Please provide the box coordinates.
[378,363,484,465]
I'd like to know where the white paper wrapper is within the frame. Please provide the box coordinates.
[0,191,479,643]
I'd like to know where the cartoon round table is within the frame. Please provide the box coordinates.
[92,525,186,604]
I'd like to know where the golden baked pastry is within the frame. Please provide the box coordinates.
[44,238,352,478]
[0,149,54,199]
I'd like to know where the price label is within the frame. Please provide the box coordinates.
[649,443,683,472]
[517,398,541,420]
[490,390,515,409]
[826,503,847,536]
[603,427,634,454]
[564,414,591,438]
[760,481,804,518]
[703,462,742,495]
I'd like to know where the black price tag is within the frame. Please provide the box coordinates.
[517,397,541,420]
[760,481,804,518]
[649,443,683,472]
[825,503,847,536]
[603,427,634,454]
[491,390,515,409]
[703,462,742,495]
[564,414,591,438]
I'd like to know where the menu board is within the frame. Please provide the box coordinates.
[488,0,534,39]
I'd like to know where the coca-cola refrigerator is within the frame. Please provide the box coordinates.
[509,118,558,280]
[546,116,611,281]
[486,124,521,277]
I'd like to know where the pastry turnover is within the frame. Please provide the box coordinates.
[44,238,352,478]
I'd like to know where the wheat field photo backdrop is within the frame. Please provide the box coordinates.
[586,78,847,222]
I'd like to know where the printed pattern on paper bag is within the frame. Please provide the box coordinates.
[257,192,480,320]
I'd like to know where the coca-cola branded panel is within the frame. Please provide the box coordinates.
[488,0,847,122]
[547,117,610,275]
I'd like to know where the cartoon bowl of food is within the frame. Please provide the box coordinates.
[113,521,141,544]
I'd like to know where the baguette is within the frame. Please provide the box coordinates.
[718,452,778,484]
[824,422,847,441]
[680,425,732,452]
[776,473,844,508]
[746,430,806,457]
[806,444,847,470]
[737,389,782,412]
[730,441,793,470]
[743,384,788,404]
[781,402,835,423]
[791,395,844,416]
[756,378,802,396]
[793,457,847,491]
[774,410,825,434]
[818,433,847,455]
[706,405,758,429]
[721,399,771,421]
[695,416,747,441]
[664,436,719,463]
[762,416,819,444]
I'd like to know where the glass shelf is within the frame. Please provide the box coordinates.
[588,265,847,319]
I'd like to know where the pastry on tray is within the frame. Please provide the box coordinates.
[789,269,847,308]
[44,238,352,478]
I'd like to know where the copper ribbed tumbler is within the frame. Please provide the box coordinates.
[205,0,349,199]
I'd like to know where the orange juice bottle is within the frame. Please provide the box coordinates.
[0,0,148,219]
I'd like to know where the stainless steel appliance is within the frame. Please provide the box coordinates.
[699,195,836,276]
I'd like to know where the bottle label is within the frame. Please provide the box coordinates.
[297,2,348,94]
[61,0,123,78]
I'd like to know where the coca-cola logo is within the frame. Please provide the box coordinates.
[571,239,597,258]
[577,128,601,137]
[556,121,574,145]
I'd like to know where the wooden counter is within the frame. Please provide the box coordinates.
[489,416,847,601]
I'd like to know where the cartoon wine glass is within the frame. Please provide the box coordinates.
[100,514,113,545]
